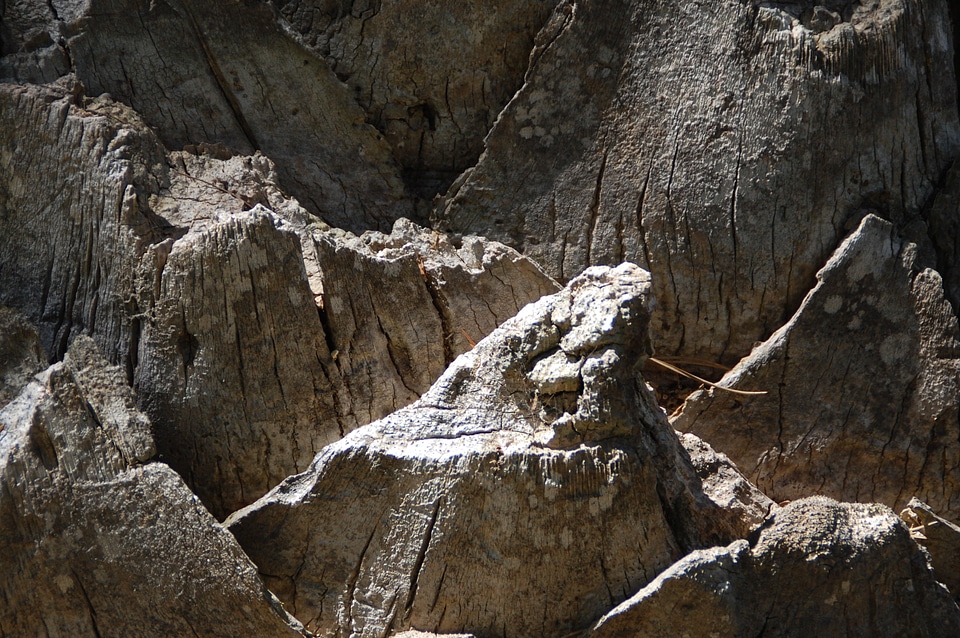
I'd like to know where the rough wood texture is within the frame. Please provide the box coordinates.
[0,0,75,81]
[3,0,960,633]
[0,81,560,518]
[357,218,561,361]
[0,307,47,409]
[0,337,306,637]
[270,0,558,199]
[901,498,960,603]
[1,0,412,232]
[0,79,164,368]
[674,215,960,517]
[436,0,960,364]
[134,208,344,518]
[0,81,330,518]
[227,265,757,638]
[314,218,560,428]
[588,497,960,638]
[135,202,556,518]
[678,432,776,536]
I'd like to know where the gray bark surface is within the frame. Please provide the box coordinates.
[588,497,960,638]
[3,0,960,634]
[674,215,960,516]
[0,78,163,368]
[131,198,556,517]
[901,498,960,603]
[0,336,306,637]
[2,0,412,232]
[0,307,47,409]
[356,218,561,360]
[436,0,960,364]
[227,265,758,638]
[270,0,558,199]
[134,207,344,518]
[312,218,560,429]
[0,0,74,81]
[0,80,559,518]
[678,432,776,536]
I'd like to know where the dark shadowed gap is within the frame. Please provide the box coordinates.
[951,0,960,85]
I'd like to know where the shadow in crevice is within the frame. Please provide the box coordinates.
[923,160,960,315]
[950,0,960,90]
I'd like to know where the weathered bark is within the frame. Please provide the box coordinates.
[0,78,165,368]
[0,82,324,518]
[0,336,306,637]
[1,0,412,232]
[0,80,559,517]
[0,307,47,409]
[358,218,562,359]
[901,498,960,602]
[134,208,344,518]
[588,497,960,638]
[271,0,559,199]
[674,215,960,517]
[135,197,556,517]
[227,265,758,638]
[678,432,776,536]
[436,0,960,365]
[314,218,560,428]
[0,0,75,82]
[3,1,960,634]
